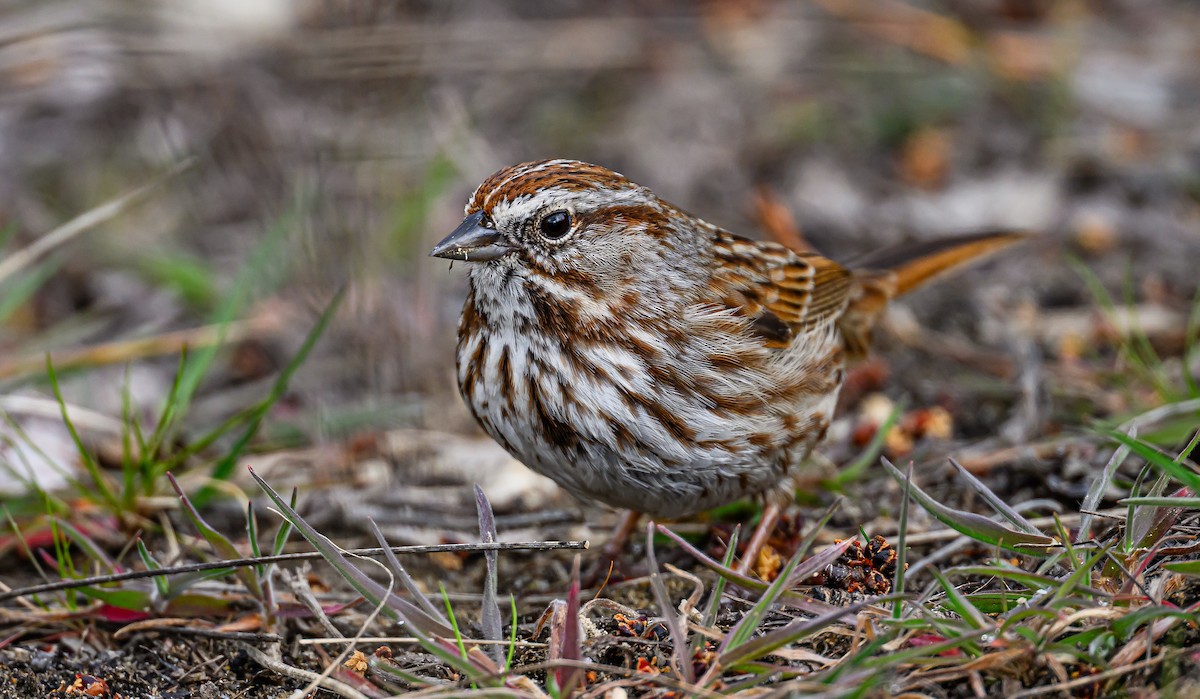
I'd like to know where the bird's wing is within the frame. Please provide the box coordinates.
[709,233,853,349]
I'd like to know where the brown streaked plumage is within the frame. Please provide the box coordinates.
[431,159,1024,522]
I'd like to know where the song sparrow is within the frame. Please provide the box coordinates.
[431,159,1021,522]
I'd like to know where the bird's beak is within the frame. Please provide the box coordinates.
[430,211,515,262]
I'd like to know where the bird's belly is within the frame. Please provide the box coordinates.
[458,328,839,518]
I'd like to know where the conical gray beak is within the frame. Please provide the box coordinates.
[430,211,515,262]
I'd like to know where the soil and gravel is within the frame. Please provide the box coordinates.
[2,1,1199,697]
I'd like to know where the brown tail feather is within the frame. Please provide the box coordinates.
[839,230,1027,358]
[851,230,1028,297]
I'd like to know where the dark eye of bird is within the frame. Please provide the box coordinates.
[538,210,572,240]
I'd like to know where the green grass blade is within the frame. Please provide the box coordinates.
[963,591,1036,614]
[1103,428,1200,492]
[946,565,1108,597]
[4,507,53,602]
[894,460,913,620]
[166,473,261,599]
[145,205,296,465]
[1118,496,1200,507]
[860,627,992,670]
[881,458,1055,555]
[948,458,1042,535]
[505,595,518,673]
[271,487,297,556]
[1069,258,1172,399]
[1163,560,1200,575]
[719,596,891,669]
[1176,428,1200,463]
[136,538,170,599]
[46,356,119,512]
[723,538,855,653]
[1183,287,1200,398]
[136,253,219,310]
[52,518,117,574]
[247,501,264,576]
[0,221,16,250]
[829,401,904,488]
[0,260,58,325]
[1048,546,1110,606]
[119,365,138,507]
[78,585,152,611]
[1112,605,1196,639]
[142,350,188,486]
[439,583,470,664]
[192,288,344,505]
[930,568,988,629]
[701,525,739,629]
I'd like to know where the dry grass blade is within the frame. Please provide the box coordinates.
[1010,651,1174,698]
[0,318,280,381]
[251,469,512,686]
[0,395,123,434]
[1077,430,1134,543]
[0,539,584,604]
[809,0,973,64]
[0,159,191,285]
[238,642,372,699]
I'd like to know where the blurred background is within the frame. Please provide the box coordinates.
[2,0,1199,513]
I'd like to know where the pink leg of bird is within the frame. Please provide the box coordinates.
[584,509,642,587]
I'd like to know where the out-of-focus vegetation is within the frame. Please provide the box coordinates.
[1,1,1199,696]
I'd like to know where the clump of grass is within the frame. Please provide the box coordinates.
[252,470,528,693]
[1071,257,1200,406]
[0,167,329,537]
[856,399,1200,696]
[3,473,295,625]
[9,408,1195,697]
[3,279,339,541]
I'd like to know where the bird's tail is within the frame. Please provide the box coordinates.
[839,230,1027,358]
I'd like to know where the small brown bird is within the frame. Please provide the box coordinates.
[432,159,1022,568]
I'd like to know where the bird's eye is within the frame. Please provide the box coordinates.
[538,210,572,240]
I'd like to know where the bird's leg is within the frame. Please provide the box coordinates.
[735,501,782,577]
[583,509,641,587]
[603,509,643,560]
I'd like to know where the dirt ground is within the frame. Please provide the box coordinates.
[2,1,1200,697]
